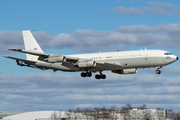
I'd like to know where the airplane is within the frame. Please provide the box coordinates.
[3,30,178,79]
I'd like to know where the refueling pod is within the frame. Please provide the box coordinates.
[112,68,138,74]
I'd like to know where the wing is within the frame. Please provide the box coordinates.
[3,56,49,70]
[8,49,49,57]
[8,49,79,63]
[3,56,37,65]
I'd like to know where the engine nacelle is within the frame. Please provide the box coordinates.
[78,61,96,67]
[44,56,66,63]
[112,69,137,74]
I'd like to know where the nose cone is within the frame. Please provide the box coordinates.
[177,57,179,60]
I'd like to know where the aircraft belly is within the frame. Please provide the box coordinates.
[35,62,80,71]
[119,57,164,69]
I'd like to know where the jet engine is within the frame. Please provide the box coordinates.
[78,61,96,67]
[112,69,137,74]
[44,56,66,63]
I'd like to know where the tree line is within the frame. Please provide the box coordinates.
[50,104,180,120]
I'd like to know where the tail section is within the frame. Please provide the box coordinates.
[22,30,44,60]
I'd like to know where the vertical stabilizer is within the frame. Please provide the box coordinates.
[22,30,44,60]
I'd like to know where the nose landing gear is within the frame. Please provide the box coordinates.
[156,69,161,74]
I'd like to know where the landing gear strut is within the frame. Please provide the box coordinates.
[81,72,92,77]
[95,71,106,79]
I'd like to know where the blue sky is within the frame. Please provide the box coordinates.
[1,0,180,112]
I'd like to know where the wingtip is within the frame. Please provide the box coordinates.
[8,49,22,51]
[3,56,9,58]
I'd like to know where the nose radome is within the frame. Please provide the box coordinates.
[177,57,179,60]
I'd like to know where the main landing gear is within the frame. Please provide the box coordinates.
[81,72,92,77]
[80,71,106,79]
[156,68,161,74]
[95,72,106,79]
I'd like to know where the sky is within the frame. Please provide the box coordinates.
[1,0,180,112]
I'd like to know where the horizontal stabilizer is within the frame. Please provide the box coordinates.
[9,49,50,57]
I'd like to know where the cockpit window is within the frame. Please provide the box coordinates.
[164,52,172,55]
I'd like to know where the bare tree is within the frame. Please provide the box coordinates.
[50,111,59,120]
[94,107,101,119]
[67,109,74,120]
[109,106,118,120]
[167,109,174,120]
[140,104,148,109]
[101,107,107,120]
[174,111,180,120]
[142,109,153,120]
[120,104,132,120]
[83,107,92,120]
[131,110,141,120]
[155,108,165,120]
[74,107,82,113]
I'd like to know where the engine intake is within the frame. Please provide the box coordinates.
[112,69,137,74]
[77,61,96,67]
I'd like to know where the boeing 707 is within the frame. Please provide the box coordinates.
[3,30,178,79]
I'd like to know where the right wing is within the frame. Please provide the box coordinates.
[8,49,49,57]
[95,61,122,69]
[8,49,79,63]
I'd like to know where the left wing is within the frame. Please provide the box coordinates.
[3,56,49,70]
[3,56,37,64]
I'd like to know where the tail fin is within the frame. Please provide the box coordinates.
[22,30,44,60]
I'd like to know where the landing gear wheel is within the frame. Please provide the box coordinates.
[95,73,106,79]
[81,72,92,78]
[95,75,100,79]
[86,72,92,77]
[100,74,106,79]
[81,72,86,77]
[156,70,161,74]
